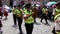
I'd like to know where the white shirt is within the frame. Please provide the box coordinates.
[53,8,56,15]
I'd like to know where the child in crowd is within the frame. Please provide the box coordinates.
[3,8,8,20]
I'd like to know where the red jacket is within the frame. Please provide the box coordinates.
[4,10,8,16]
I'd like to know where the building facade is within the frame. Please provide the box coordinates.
[0,0,58,6]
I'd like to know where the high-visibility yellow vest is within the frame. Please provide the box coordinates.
[23,8,34,24]
[55,8,60,15]
[54,8,60,20]
[42,8,48,14]
[54,14,60,20]
[12,8,17,15]
[16,9,22,17]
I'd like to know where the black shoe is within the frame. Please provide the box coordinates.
[52,33,56,34]
[20,32,22,34]
[18,32,24,34]
[0,31,3,34]
[45,23,50,26]
[12,25,17,28]
[40,21,42,23]
[18,33,22,34]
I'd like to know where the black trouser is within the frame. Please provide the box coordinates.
[17,17,22,33]
[53,15,55,21]
[41,14,48,24]
[52,27,56,34]
[34,17,36,22]
[48,12,52,19]
[25,23,34,34]
[13,14,17,25]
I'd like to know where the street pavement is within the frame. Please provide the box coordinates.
[1,13,54,34]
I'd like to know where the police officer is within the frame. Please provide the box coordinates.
[23,4,34,34]
[32,4,38,24]
[12,6,17,27]
[41,6,49,25]
[16,5,23,34]
[53,2,60,20]
[52,2,60,34]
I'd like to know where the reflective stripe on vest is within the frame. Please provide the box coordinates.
[54,14,60,20]
[23,8,34,24]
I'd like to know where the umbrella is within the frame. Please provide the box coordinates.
[56,1,60,6]
[52,5,56,8]
[46,2,57,6]
[3,5,10,10]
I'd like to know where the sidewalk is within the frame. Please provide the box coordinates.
[1,13,54,34]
